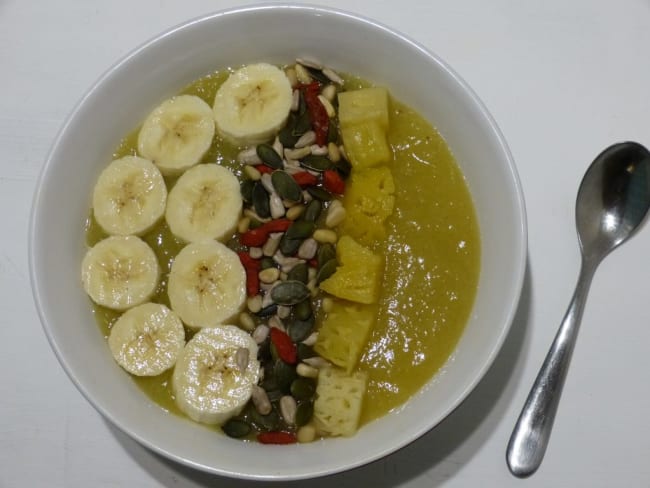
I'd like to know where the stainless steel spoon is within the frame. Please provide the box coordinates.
[506,141,650,477]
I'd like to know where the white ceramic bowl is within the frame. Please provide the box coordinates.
[29,4,526,481]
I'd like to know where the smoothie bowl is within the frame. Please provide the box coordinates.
[29,4,526,480]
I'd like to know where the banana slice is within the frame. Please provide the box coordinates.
[172,325,260,425]
[137,94,215,176]
[165,164,242,243]
[213,63,293,145]
[92,155,167,236]
[168,241,246,328]
[108,302,185,376]
[81,235,160,311]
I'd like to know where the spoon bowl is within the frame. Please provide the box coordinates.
[506,141,650,477]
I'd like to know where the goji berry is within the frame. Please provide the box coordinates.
[323,170,345,195]
[256,164,274,175]
[240,219,292,247]
[257,431,297,444]
[301,82,329,146]
[237,252,261,297]
[270,328,297,364]
[291,171,318,187]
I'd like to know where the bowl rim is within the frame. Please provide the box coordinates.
[29,2,527,480]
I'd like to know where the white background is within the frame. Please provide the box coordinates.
[2,0,650,486]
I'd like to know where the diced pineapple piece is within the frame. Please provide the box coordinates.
[341,121,392,169]
[314,300,377,373]
[340,166,395,246]
[338,87,390,129]
[320,236,382,304]
[313,367,368,437]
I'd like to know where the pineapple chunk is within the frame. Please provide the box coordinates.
[314,300,377,373]
[338,87,390,129]
[319,236,382,304]
[313,367,368,437]
[341,166,395,246]
[341,121,392,169]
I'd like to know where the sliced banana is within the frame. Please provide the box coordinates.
[165,164,242,243]
[81,235,160,310]
[172,325,260,425]
[92,155,167,236]
[168,241,246,328]
[137,94,215,176]
[213,63,293,146]
[108,302,185,376]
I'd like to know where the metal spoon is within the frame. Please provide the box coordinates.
[506,141,650,477]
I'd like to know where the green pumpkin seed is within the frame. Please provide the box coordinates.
[293,111,311,136]
[285,220,315,240]
[271,171,302,202]
[274,359,298,393]
[297,343,316,360]
[317,243,336,268]
[279,235,303,256]
[317,258,338,284]
[287,262,309,283]
[250,404,282,431]
[241,179,255,203]
[328,117,340,144]
[302,200,322,222]
[222,419,251,438]
[295,401,314,427]
[306,186,332,201]
[335,157,352,178]
[256,144,283,169]
[300,155,333,172]
[260,257,277,270]
[252,182,270,218]
[269,341,280,362]
[265,389,283,403]
[291,378,316,401]
[256,303,278,317]
[305,66,330,84]
[271,280,310,305]
[249,218,263,229]
[287,317,314,343]
[279,115,300,146]
[293,299,313,321]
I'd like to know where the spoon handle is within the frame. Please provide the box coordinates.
[506,259,596,477]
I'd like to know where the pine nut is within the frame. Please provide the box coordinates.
[285,146,312,160]
[239,312,256,332]
[277,305,291,319]
[302,331,318,346]
[328,142,341,163]
[243,165,261,181]
[237,217,251,233]
[252,385,272,415]
[313,229,338,243]
[325,201,346,228]
[263,233,282,256]
[244,208,270,223]
[295,63,312,84]
[297,238,318,260]
[297,424,317,443]
[321,83,337,102]
[259,267,280,284]
[247,295,263,313]
[338,144,348,161]
[296,362,319,378]
[321,297,334,313]
[252,324,270,344]
[308,266,317,281]
[286,204,305,220]
[291,89,300,111]
[285,67,298,87]
[280,395,297,425]
[249,246,263,259]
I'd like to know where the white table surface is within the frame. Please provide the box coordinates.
[3,0,650,486]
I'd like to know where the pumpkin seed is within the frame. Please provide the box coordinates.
[248,218,263,229]
[252,182,270,218]
[317,243,336,268]
[293,110,311,136]
[291,378,316,401]
[240,179,255,203]
[274,359,298,393]
[265,388,283,402]
[288,317,314,343]
[297,343,316,360]
[271,280,310,305]
[302,199,322,222]
[305,66,330,84]
[295,401,314,427]
[249,404,282,431]
[256,143,284,169]
[279,118,300,147]
[300,155,333,172]
[317,258,338,284]
[285,220,315,240]
[257,303,278,317]
[279,235,303,256]
[306,186,332,201]
[293,299,313,321]
[271,171,302,202]
[335,157,352,178]
[222,419,251,438]
[328,118,340,144]
[260,257,277,270]
[287,262,308,283]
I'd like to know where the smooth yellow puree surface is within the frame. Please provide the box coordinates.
[86,70,480,426]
